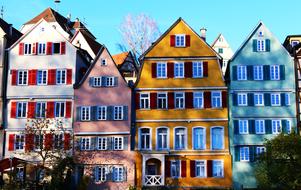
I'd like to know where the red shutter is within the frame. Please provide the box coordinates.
[167,62,174,78]
[64,133,71,150]
[11,102,17,118]
[48,69,56,85]
[28,70,37,85]
[222,91,227,108]
[32,43,37,55]
[11,70,17,85]
[170,35,175,47]
[136,93,140,110]
[66,101,72,118]
[203,62,208,77]
[25,134,34,152]
[207,160,213,177]
[184,62,192,78]
[27,102,36,118]
[46,102,55,118]
[168,92,174,109]
[44,134,53,150]
[60,42,66,54]
[150,92,157,109]
[166,160,171,177]
[152,63,157,78]
[46,42,52,55]
[185,35,191,47]
[181,160,187,177]
[185,92,193,109]
[204,91,211,108]
[190,160,196,177]
[19,43,24,55]
[67,69,72,84]
[8,134,15,151]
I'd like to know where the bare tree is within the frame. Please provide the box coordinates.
[118,13,161,57]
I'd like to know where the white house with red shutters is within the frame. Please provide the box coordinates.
[4,18,89,162]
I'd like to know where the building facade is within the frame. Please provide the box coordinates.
[135,18,232,188]
[228,22,297,189]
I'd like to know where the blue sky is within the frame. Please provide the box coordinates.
[1,0,300,55]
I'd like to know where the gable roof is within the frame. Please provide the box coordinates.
[112,52,129,66]
[211,33,222,47]
[0,18,22,47]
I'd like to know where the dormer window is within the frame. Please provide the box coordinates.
[101,59,107,66]
[175,34,185,47]
[291,40,300,47]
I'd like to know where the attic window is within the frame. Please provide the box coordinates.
[101,59,107,66]
[53,43,61,54]
[291,40,300,47]
[258,31,264,37]
[175,34,185,47]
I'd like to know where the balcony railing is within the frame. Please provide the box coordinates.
[144,175,163,186]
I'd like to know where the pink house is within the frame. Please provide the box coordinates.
[73,46,135,189]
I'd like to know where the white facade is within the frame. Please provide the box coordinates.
[71,31,97,59]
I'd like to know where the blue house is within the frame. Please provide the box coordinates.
[227,22,297,189]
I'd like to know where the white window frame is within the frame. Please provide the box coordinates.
[239,120,249,134]
[156,62,167,78]
[285,93,290,105]
[192,127,206,150]
[193,92,204,109]
[101,58,107,66]
[253,65,263,80]
[211,91,222,108]
[257,39,266,52]
[195,160,206,178]
[255,120,265,134]
[156,127,169,150]
[174,127,187,150]
[106,77,114,87]
[37,70,48,85]
[113,166,124,182]
[35,102,46,118]
[240,147,250,162]
[97,106,107,120]
[55,102,65,118]
[96,166,108,182]
[38,43,46,55]
[81,106,91,121]
[171,160,181,178]
[211,127,224,150]
[270,65,280,80]
[97,137,107,150]
[15,134,25,151]
[113,106,123,120]
[212,160,224,178]
[193,62,203,78]
[157,92,168,109]
[140,93,150,109]
[254,93,264,106]
[272,120,282,134]
[175,34,185,47]
[56,69,66,85]
[174,62,184,78]
[113,137,124,150]
[93,77,102,87]
[24,43,32,55]
[139,127,151,150]
[17,70,28,85]
[174,92,185,109]
[271,93,281,106]
[237,93,248,106]
[237,66,247,80]
[81,137,91,150]
[16,102,27,118]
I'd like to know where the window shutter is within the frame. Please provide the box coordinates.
[90,137,97,150]
[67,69,72,84]
[185,35,190,47]
[247,65,253,80]
[263,65,270,80]
[19,43,24,55]
[46,102,55,118]
[135,93,140,110]
[249,120,255,134]
[232,66,237,80]
[28,102,36,118]
[232,93,238,106]
[114,77,118,86]
[282,120,288,134]
[28,70,37,85]
[107,137,113,150]
[203,62,208,77]
[204,91,211,108]
[64,133,71,150]
[185,92,193,109]
[249,146,256,162]
[123,136,128,150]
[265,39,271,52]
[181,160,187,177]
[207,160,213,177]
[166,161,171,177]
[11,70,17,85]
[44,134,53,150]
[76,107,81,121]
[190,160,195,177]
[123,106,128,120]
[184,62,192,78]
[264,93,271,106]
[248,93,254,106]
[8,134,15,151]
[48,69,56,85]
[168,92,174,109]
[107,106,114,120]
[25,134,34,152]
[101,77,106,87]
[280,93,286,106]
[235,146,240,161]
[60,42,66,54]
[90,106,97,121]
[167,62,174,78]
[11,102,17,118]
[234,120,239,134]
[66,101,72,118]
[170,35,175,47]
[265,120,272,134]
[280,65,285,80]
[150,93,157,109]
[252,39,257,52]
[46,42,53,55]
[222,91,227,108]
[32,43,37,55]
[152,63,157,78]
[89,77,94,87]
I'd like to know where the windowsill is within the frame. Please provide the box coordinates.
[174,108,185,110]
[271,105,281,107]
[156,77,167,79]
[270,79,280,81]
[239,133,249,135]
[255,133,266,135]
[192,148,206,151]
[193,107,205,109]
[139,108,151,110]
[254,105,264,107]
[253,79,263,81]
[237,105,248,107]
[17,84,28,86]
[240,160,250,162]
[213,176,224,178]
[192,76,204,79]
[237,79,247,81]
[211,107,223,109]
[174,77,185,79]
[195,176,207,178]
[37,84,48,86]
[157,108,169,110]
[174,46,186,48]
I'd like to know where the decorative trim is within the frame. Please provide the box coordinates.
[136,86,227,91]
[136,118,228,123]
[74,131,130,135]
[7,96,74,99]
[229,89,295,93]
[143,56,219,61]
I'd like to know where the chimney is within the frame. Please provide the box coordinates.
[67,13,71,22]
[200,27,207,41]
[75,17,80,22]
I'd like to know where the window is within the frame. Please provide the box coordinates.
[211,127,224,150]
[157,128,168,150]
[270,65,280,80]
[218,48,223,54]
[18,70,28,85]
[140,93,150,109]
[97,106,107,120]
[140,128,151,150]
[255,120,265,134]
[93,77,102,87]
[37,70,47,85]
[171,160,181,178]
[81,106,91,121]
[175,35,185,47]
[53,42,61,54]
[211,91,222,108]
[34,135,43,150]
[156,63,167,78]
[195,161,206,177]
[237,93,248,106]
[213,160,224,177]
[54,134,63,149]
[24,43,32,55]
[98,137,107,150]
[272,120,281,134]
[286,120,292,134]
[106,77,114,87]
[193,92,203,109]
[271,93,281,106]
[15,134,25,150]
[101,59,107,66]
[113,166,124,181]
[113,137,123,150]
[256,147,266,155]
[55,102,65,118]
[193,62,203,78]
[38,43,46,55]
[254,93,264,106]
[16,167,24,181]
[258,31,264,37]
[17,102,27,118]
[285,93,290,105]
[240,147,250,161]
[56,69,66,85]
[175,92,185,109]
[36,102,46,118]
[114,106,123,120]
[193,128,206,150]
[96,166,108,182]
[81,137,90,150]
[291,40,300,47]
[174,62,184,78]
[157,93,167,109]
[174,128,186,150]
[237,66,247,80]
[253,66,263,80]
[239,120,248,134]
[257,40,265,52]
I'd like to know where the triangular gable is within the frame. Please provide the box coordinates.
[211,34,222,47]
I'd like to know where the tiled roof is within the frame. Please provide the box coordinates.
[0,18,22,47]
[112,52,129,66]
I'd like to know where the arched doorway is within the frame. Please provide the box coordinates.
[146,158,161,175]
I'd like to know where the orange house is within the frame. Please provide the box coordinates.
[135,18,232,188]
